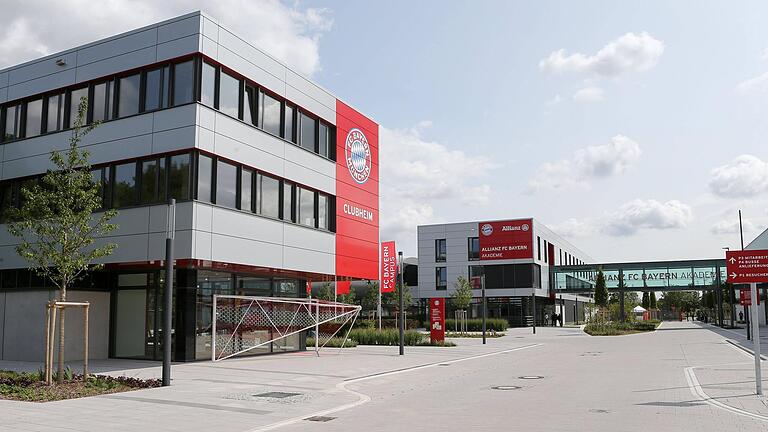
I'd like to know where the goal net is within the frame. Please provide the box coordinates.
[211,295,361,361]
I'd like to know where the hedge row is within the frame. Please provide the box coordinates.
[348,328,425,346]
[306,337,357,348]
[445,318,508,332]
[354,318,421,329]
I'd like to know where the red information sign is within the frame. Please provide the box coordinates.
[430,298,445,343]
[471,276,481,289]
[726,250,768,284]
[380,241,397,293]
[478,219,533,260]
[740,288,760,306]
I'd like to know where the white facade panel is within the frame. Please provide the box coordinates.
[283,246,334,274]
[157,14,201,44]
[209,206,285,246]
[283,224,335,255]
[200,34,219,60]
[284,160,335,195]
[152,126,196,154]
[210,233,284,269]
[75,46,158,83]
[213,131,285,177]
[217,27,287,83]
[156,35,201,62]
[285,70,336,123]
[285,84,335,125]
[75,28,158,66]
[218,45,286,97]
[201,16,219,42]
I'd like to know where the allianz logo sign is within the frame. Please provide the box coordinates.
[500,223,530,232]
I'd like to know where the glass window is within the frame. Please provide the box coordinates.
[468,237,480,261]
[318,122,329,158]
[257,173,280,218]
[197,154,213,202]
[244,86,256,125]
[201,62,216,108]
[216,160,237,208]
[218,70,240,118]
[92,81,112,122]
[113,162,137,207]
[24,99,42,138]
[318,193,329,230]
[436,267,447,290]
[298,186,315,227]
[240,168,253,212]
[161,66,170,108]
[68,87,88,127]
[140,159,165,204]
[3,104,19,141]
[168,153,190,200]
[173,60,195,105]
[282,181,293,222]
[261,91,281,136]
[196,271,234,360]
[118,74,140,117]
[435,239,447,262]
[284,104,295,142]
[300,112,316,152]
[144,68,163,112]
[46,93,63,133]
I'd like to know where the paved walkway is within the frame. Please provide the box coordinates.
[1,321,767,431]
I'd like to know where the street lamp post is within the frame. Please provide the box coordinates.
[162,198,175,387]
[481,274,486,344]
[398,251,404,356]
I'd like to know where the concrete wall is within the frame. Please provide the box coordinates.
[0,290,110,362]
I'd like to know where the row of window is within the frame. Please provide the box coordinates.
[435,264,543,291]
[0,150,334,232]
[199,61,334,159]
[1,59,196,142]
[0,56,335,161]
[196,154,332,230]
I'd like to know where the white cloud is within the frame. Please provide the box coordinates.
[528,135,641,192]
[736,72,768,94]
[0,0,332,76]
[573,86,605,102]
[379,123,497,247]
[709,155,768,198]
[540,32,664,77]
[711,218,756,235]
[603,199,693,236]
[553,199,693,238]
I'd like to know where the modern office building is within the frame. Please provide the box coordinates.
[417,218,593,326]
[0,11,379,362]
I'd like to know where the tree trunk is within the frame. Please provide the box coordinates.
[57,285,66,383]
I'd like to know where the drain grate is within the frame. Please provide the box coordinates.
[491,385,522,390]
[253,392,301,399]
[305,416,336,422]
[518,376,544,380]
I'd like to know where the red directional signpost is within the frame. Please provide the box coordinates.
[726,249,768,396]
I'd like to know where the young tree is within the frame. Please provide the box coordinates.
[7,97,117,382]
[383,281,412,308]
[361,281,380,313]
[337,286,357,305]
[649,291,657,309]
[641,292,650,309]
[450,276,473,312]
[594,269,608,308]
[317,282,334,301]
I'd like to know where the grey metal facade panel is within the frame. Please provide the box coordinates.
[212,128,285,178]
[157,14,202,44]
[283,245,335,275]
[6,52,78,87]
[283,223,335,256]
[210,232,284,269]
[208,206,285,246]
[217,45,286,98]
[75,46,158,84]
[7,68,77,101]
[75,28,158,66]
[0,87,7,104]
[156,34,201,62]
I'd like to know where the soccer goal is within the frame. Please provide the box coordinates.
[211,295,361,361]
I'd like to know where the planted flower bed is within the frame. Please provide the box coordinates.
[584,320,660,336]
[0,369,161,402]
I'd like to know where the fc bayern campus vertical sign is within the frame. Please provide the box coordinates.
[430,298,445,343]
[381,241,396,293]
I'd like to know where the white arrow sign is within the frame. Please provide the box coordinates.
[731,272,738,279]
[729,257,737,264]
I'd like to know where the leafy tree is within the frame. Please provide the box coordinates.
[7,97,117,382]
[641,292,650,309]
[337,285,357,305]
[361,281,380,312]
[649,291,657,309]
[384,281,412,308]
[659,291,701,312]
[594,269,608,308]
[317,282,334,301]
[450,276,473,311]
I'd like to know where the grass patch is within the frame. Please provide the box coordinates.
[584,320,660,336]
[306,337,357,348]
[348,328,425,346]
[445,332,505,338]
[0,370,161,402]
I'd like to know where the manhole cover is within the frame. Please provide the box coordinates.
[491,385,522,390]
[253,392,301,399]
[518,376,544,380]
[305,416,336,422]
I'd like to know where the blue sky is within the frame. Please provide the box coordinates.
[2,0,767,262]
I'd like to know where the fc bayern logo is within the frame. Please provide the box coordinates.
[522,223,530,231]
[345,128,372,184]
[481,224,493,236]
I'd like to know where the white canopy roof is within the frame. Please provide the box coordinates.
[633,306,647,313]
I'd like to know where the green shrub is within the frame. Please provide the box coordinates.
[417,340,456,347]
[445,318,507,332]
[348,328,425,345]
[307,337,358,348]
[355,318,420,329]
[584,320,659,336]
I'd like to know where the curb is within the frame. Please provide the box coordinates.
[725,339,768,361]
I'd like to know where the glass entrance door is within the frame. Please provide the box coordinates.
[113,272,168,360]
